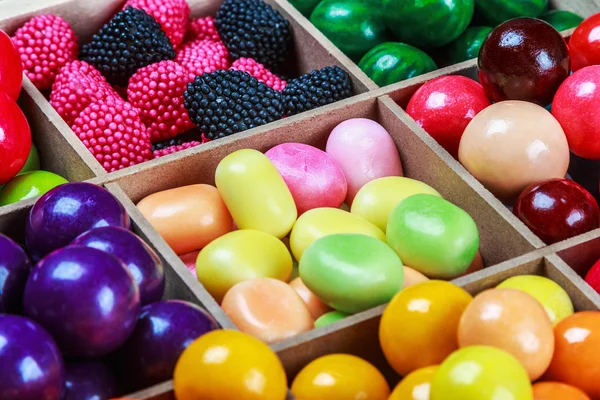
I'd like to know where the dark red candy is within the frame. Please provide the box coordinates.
[514,178,600,244]
[570,13,600,71]
[478,18,569,106]
[406,75,491,159]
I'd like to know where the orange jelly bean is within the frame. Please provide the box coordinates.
[389,366,438,400]
[544,311,600,398]
[380,281,473,376]
[402,266,429,289]
[221,277,314,344]
[137,184,233,255]
[174,330,288,400]
[291,354,390,400]
[289,277,332,320]
[533,382,591,400]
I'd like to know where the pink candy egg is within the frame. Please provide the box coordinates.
[326,118,403,205]
[266,143,347,215]
[179,250,200,278]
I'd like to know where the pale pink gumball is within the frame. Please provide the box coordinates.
[266,143,348,215]
[289,277,332,319]
[326,118,403,205]
[179,250,200,278]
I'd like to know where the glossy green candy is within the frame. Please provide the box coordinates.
[540,10,584,32]
[386,194,479,279]
[446,26,492,64]
[359,42,437,87]
[0,171,68,206]
[300,234,404,314]
[475,0,547,26]
[19,143,40,175]
[310,0,390,62]
[289,0,322,17]
[314,311,349,328]
[382,0,474,48]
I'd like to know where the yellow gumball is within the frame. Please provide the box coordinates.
[291,354,390,400]
[289,207,386,261]
[497,275,574,324]
[174,330,288,400]
[430,346,533,400]
[196,230,293,302]
[351,177,441,231]
[379,281,472,376]
[215,149,297,238]
[389,366,438,400]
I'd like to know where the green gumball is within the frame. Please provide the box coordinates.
[446,26,492,64]
[314,311,349,328]
[0,171,68,206]
[359,42,437,87]
[475,0,547,26]
[382,0,474,48]
[310,0,391,62]
[289,0,322,18]
[540,10,584,32]
[386,194,479,279]
[18,143,40,175]
[300,233,404,314]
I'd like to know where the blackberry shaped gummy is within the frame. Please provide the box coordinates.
[283,66,353,116]
[215,0,292,71]
[184,70,284,140]
[80,6,175,86]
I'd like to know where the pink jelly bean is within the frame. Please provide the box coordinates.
[266,143,347,215]
[326,118,403,205]
[179,250,199,278]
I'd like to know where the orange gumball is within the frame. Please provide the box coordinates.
[222,277,314,343]
[544,312,600,398]
[380,281,473,376]
[458,288,554,381]
[137,184,233,255]
[289,277,332,319]
[533,382,591,400]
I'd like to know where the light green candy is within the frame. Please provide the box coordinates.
[0,171,68,206]
[314,311,349,328]
[386,194,479,279]
[300,233,404,314]
[19,143,40,175]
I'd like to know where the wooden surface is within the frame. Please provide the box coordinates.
[0,0,599,399]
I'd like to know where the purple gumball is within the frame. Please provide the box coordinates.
[26,183,130,261]
[115,300,218,389]
[62,361,117,400]
[0,315,65,400]
[23,246,140,358]
[72,227,165,305]
[0,233,31,313]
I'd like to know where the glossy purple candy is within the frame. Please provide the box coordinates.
[0,315,65,400]
[62,361,117,400]
[26,182,130,261]
[0,233,31,313]
[23,246,140,358]
[72,227,165,305]
[115,300,218,389]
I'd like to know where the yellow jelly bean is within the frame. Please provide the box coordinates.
[351,177,442,231]
[289,207,386,261]
[389,366,438,400]
[196,230,293,302]
[215,149,297,239]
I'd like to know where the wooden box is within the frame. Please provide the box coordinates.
[1,0,600,399]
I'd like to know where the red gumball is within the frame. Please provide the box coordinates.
[553,65,600,159]
[514,178,600,244]
[0,92,31,185]
[570,13,600,71]
[406,76,491,159]
[0,29,23,100]
[585,260,600,295]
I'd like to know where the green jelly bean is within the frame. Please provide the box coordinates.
[0,171,68,206]
[314,311,349,328]
[386,194,479,279]
[300,233,404,314]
